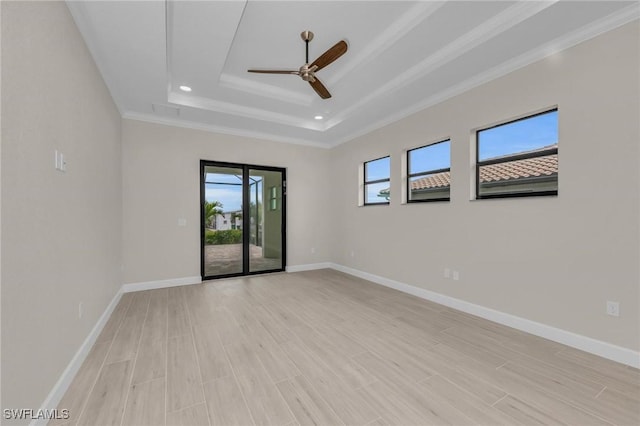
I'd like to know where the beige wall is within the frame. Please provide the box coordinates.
[121,119,330,284]
[1,1,122,416]
[0,1,638,416]
[330,21,640,351]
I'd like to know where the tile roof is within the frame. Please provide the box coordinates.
[410,154,557,191]
[381,146,558,194]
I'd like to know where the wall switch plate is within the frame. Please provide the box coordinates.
[311,247,316,254]
[444,268,451,278]
[78,302,83,319]
[453,270,460,281]
[55,150,67,172]
[606,301,620,317]
[177,218,187,227]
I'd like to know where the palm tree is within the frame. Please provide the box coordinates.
[204,200,224,229]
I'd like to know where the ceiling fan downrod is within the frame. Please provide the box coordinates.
[301,30,313,64]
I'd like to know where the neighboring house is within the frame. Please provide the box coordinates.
[213,210,243,230]
[379,144,558,200]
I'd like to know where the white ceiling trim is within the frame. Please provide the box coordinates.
[167,92,322,130]
[218,73,314,106]
[324,1,446,88]
[122,111,329,149]
[212,2,443,109]
[166,1,444,127]
[66,1,124,115]
[327,3,640,148]
[324,0,558,131]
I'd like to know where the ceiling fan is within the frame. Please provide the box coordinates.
[248,31,348,99]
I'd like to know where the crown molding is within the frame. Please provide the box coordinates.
[324,0,559,132]
[167,92,323,130]
[66,0,125,115]
[328,3,639,147]
[218,73,314,106]
[325,1,446,88]
[121,111,330,149]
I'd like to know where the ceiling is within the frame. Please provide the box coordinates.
[66,1,639,148]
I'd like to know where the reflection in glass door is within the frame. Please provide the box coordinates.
[201,161,286,279]
[249,168,284,273]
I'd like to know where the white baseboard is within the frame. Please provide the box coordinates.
[32,288,123,426]
[286,262,331,273]
[329,263,640,369]
[122,275,202,293]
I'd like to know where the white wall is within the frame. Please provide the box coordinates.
[1,1,122,417]
[121,119,330,284]
[329,22,639,352]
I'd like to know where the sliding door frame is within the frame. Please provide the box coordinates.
[200,160,287,280]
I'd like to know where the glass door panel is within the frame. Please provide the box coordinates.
[249,169,284,273]
[201,161,286,280]
[202,165,244,277]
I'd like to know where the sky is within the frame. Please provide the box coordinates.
[478,110,558,160]
[205,173,262,212]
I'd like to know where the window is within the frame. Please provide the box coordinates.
[364,156,390,205]
[476,109,558,199]
[407,140,450,202]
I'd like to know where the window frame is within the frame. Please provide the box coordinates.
[475,109,558,200]
[363,155,391,206]
[406,139,451,203]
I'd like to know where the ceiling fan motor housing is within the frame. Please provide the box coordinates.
[299,64,318,82]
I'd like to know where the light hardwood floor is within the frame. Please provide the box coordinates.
[53,269,640,426]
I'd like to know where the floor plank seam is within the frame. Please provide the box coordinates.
[73,298,130,426]
[218,329,258,426]
[189,320,213,426]
[119,295,150,426]
[594,385,607,399]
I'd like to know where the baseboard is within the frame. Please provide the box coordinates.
[121,275,202,293]
[329,263,640,369]
[32,288,123,426]
[286,262,332,273]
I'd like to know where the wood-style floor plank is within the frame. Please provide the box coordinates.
[202,375,254,426]
[192,324,232,382]
[132,289,168,384]
[49,342,110,426]
[167,334,204,412]
[166,403,210,426]
[76,360,132,426]
[121,378,165,426]
[276,375,344,426]
[55,269,639,426]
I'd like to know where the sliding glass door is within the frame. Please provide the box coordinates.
[201,161,286,279]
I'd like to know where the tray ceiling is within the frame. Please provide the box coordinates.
[67,1,639,147]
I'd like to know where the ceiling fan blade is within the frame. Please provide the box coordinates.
[310,40,347,72]
[309,78,331,99]
[247,69,299,75]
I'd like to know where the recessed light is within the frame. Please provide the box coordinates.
[314,115,323,120]
[179,85,192,92]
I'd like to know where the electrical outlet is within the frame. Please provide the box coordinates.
[606,301,619,317]
[310,247,316,254]
[444,268,451,278]
[453,270,460,281]
[177,218,187,227]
